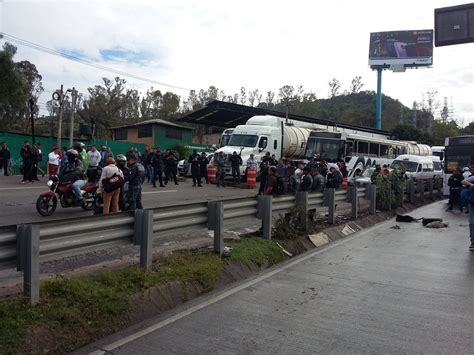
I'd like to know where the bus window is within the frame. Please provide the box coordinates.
[345,140,354,156]
[380,145,388,157]
[273,140,278,150]
[400,146,407,155]
[358,141,368,154]
[369,143,379,156]
[389,145,397,158]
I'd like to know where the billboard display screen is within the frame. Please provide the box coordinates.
[368,30,433,67]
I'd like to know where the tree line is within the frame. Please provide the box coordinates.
[1,39,472,145]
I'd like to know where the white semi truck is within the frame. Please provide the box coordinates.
[215,115,431,178]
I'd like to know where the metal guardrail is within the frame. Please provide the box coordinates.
[4,180,447,305]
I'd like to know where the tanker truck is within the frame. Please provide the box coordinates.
[213,114,430,179]
[214,115,313,177]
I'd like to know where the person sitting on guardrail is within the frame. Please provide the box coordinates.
[264,166,277,195]
[311,168,325,192]
[326,166,342,189]
[299,166,313,192]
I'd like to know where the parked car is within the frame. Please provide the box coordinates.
[178,151,213,177]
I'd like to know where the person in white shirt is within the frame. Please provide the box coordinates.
[99,157,124,214]
[48,147,61,176]
[87,145,101,167]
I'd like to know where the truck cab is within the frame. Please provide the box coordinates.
[215,116,282,175]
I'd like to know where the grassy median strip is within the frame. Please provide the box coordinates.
[0,237,287,353]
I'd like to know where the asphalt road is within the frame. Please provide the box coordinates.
[87,201,474,354]
[0,175,256,226]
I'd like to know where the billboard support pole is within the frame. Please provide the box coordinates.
[375,68,382,129]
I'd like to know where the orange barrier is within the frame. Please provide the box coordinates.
[207,165,217,184]
[341,177,348,189]
[247,168,257,188]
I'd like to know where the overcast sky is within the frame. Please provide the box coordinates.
[1,0,473,126]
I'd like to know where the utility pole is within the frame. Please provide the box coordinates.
[69,87,77,147]
[29,98,36,144]
[53,85,64,148]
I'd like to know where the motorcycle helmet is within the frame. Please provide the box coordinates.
[66,149,79,162]
[116,154,127,168]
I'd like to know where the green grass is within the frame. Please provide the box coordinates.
[228,237,287,266]
[0,240,286,353]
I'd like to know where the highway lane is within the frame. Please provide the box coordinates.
[88,201,474,354]
[0,175,256,226]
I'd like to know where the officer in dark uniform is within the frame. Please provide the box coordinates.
[199,152,209,184]
[152,148,165,187]
[189,150,202,187]
[127,154,146,210]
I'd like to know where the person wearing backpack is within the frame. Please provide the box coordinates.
[127,154,146,210]
[461,169,474,251]
[99,157,124,214]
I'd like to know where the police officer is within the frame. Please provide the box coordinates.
[127,154,146,210]
[152,147,165,187]
[116,154,130,211]
[189,150,202,187]
[199,152,209,184]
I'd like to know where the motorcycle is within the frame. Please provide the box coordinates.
[36,175,98,216]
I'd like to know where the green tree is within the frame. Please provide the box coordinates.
[349,76,364,94]
[328,78,340,98]
[432,120,459,145]
[0,42,42,131]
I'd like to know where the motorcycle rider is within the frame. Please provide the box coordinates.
[58,149,86,205]
[127,154,146,210]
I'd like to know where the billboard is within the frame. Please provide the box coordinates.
[368,30,433,67]
[435,3,474,47]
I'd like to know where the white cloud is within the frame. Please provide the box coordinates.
[1,0,473,125]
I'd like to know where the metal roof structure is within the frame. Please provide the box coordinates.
[179,100,390,135]
[111,118,193,130]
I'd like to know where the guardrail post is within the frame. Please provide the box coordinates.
[408,179,415,204]
[427,179,434,200]
[140,210,154,271]
[258,195,273,239]
[419,179,425,202]
[327,188,336,224]
[349,185,358,219]
[369,184,376,215]
[295,191,308,231]
[17,224,40,305]
[133,209,144,245]
[208,201,224,255]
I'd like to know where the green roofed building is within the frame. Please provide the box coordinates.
[111,119,193,149]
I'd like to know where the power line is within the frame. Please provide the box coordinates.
[1,32,191,92]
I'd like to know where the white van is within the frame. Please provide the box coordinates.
[390,155,437,180]
[429,155,444,179]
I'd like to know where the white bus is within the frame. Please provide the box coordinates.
[304,131,432,178]
[443,136,474,195]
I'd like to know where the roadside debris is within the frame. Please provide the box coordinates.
[390,225,401,230]
[275,241,293,257]
[222,246,233,257]
[425,221,449,228]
